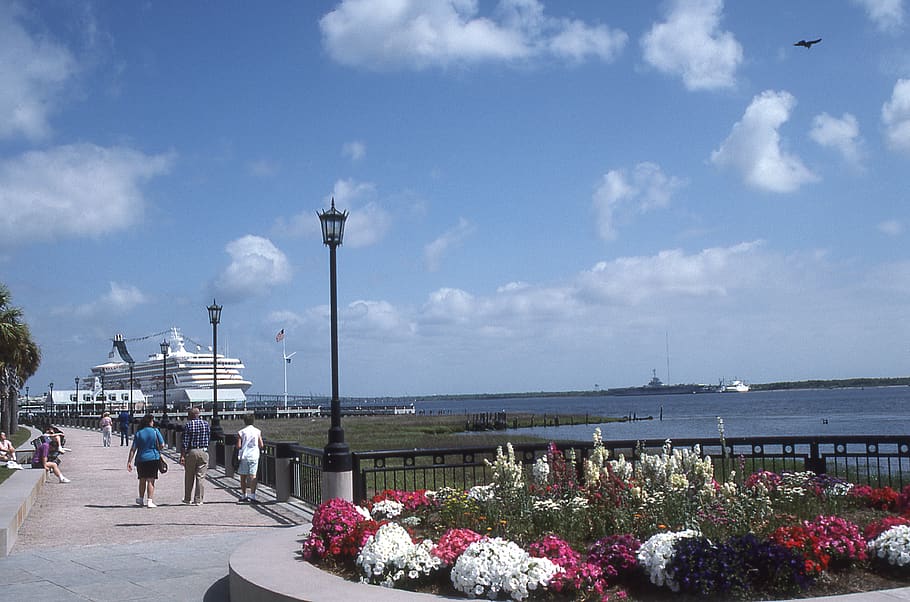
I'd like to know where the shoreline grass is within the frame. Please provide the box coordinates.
[219,413,617,451]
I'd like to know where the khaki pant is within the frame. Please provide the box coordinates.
[183,449,208,504]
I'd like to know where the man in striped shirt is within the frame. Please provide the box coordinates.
[180,407,210,505]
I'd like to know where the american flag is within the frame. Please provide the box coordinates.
[275,328,285,342]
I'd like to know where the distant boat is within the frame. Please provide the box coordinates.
[720,379,751,393]
[602,370,714,396]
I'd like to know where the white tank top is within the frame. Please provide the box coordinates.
[238,425,261,460]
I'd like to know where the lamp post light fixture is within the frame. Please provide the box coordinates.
[160,339,169,411]
[208,299,224,440]
[318,197,353,501]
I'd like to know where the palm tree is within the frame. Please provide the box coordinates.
[0,284,41,435]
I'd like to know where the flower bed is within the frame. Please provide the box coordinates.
[302,431,910,600]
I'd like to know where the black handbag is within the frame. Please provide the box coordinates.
[158,457,168,473]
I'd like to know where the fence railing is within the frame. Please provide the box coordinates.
[32,414,910,507]
[351,435,910,501]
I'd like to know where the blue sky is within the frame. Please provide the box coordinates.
[3,0,910,398]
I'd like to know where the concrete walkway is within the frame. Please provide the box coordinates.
[0,424,312,601]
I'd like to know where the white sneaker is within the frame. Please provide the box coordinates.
[59,477,71,483]
[146,500,157,508]
[136,497,144,506]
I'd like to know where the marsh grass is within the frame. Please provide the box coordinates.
[219,413,615,452]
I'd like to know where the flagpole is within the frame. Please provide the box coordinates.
[283,334,288,410]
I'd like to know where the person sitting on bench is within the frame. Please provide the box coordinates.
[0,431,15,462]
[32,436,70,483]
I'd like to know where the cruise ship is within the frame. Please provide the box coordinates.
[87,328,253,410]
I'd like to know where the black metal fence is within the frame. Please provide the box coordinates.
[350,435,910,502]
[34,414,910,507]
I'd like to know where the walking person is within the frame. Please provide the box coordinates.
[100,411,113,447]
[180,407,210,505]
[118,409,131,446]
[236,413,264,503]
[127,413,164,507]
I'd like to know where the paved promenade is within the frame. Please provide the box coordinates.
[0,424,311,601]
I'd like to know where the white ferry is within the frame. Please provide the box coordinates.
[720,379,751,393]
[87,327,253,410]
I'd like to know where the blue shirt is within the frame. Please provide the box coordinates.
[181,418,210,452]
[132,427,163,462]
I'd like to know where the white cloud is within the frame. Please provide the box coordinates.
[342,140,366,161]
[215,235,292,298]
[592,162,684,241]
[0,144,172,246]
[577,241,766,305]
[809,112,863,167]
[248,158,279,177]
[422,287,477,324]
[328,179,391,248]
[883,79,910,152]
[641,0,742,91]
[852,0,904,32]
[67,282,149,318]
[345,202,392,248]
[272,179,391,247]
[319,0,626,70]
[0,2,77,140]
[347,299,416,338]
[711,90,817,193]
[879,219,904,236]
[424,217,475,271]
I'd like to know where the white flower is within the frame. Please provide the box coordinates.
[869,525,910,567]
[371,499,405,520]
[451,538,561,601]
[468,484,495,503]
[354,504,372,521]
[531,456,550,485]
[355,523,441,587]
[638,529,699,591]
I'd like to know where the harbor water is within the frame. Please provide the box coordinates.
[414,387,910,442]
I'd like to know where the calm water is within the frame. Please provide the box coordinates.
[414,387,910,442]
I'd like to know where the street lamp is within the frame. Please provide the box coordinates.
[128,361,135,421]
[318,197,352,501]
[208,299,224,439]
[160,339,169,411]
[48,382,54,414]
[75,377,79,415]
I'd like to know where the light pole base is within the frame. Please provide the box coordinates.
[322,470,353,502]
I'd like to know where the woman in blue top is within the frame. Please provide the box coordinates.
[127,414,164,508]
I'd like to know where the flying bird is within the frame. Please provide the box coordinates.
[794,38,822,49]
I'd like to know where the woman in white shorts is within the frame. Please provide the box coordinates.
[236,413,264,503]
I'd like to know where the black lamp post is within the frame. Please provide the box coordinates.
[128,361,135,420]
[160,339,169,411]
[48,382,54,414]
[318,198,352,493]
[75,377,79,414]
[208,299,223,439]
